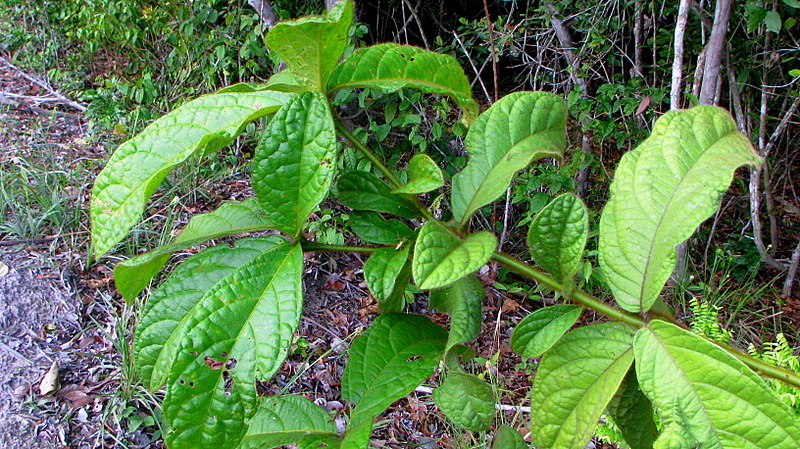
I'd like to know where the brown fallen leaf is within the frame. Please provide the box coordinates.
[39,360,60,396]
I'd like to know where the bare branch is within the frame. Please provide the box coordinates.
[248,0,279,29]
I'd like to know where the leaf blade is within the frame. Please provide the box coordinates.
[433,372,495,431]
[239,395,338,449]
[527,193,589,282]
[510,304,582,358]
[412,221,496,290]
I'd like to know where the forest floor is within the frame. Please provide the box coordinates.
[1,52,630,449]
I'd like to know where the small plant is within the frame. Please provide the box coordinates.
[90,2,800,448]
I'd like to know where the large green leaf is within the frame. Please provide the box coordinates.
[510,304,581,358]
[392,154,444,195]
[264,0,353,91]
[253,91,337,238]
[363,246,411,313]
[115,198,273,302]
[162,242,303,449]
[135,236,286,391]
[91,87,291,258]
[492,425,528,449]
[530,323,634,449]
[527,193,588,283]
[239,395,338,449]
[342,313,447,444]
[428,274,485,349]
[451,91,567,226]
[634,320,800,449]
[433,372,495,431]
[327,43,478,120]
[598,106,762,313]
[349,211,414,245]
[607,368,659,449]
[413,220,496,290]
[336,170,418,218]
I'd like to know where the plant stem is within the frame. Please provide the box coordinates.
[300,241,382,253]
[334,119,403,188]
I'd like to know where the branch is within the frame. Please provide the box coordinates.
[0,57,86,112]
[247,0,279,28]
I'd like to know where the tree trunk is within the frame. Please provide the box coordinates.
[698,0,733,105]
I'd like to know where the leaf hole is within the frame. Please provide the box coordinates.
[188,381,195,388]
[226,357,237,370]
[179,379,185,385]
[222,369,234,393]
[221,351,229,357]
[190,351,198,356]
[406,355,422,362]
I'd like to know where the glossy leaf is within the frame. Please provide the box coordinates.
[392,154,444,194]
[91,87,291,258]
[413,220,496,290]
[451,91,567,226]
[327,43,478,120]
[433,372,495,431]
[135,236,287,391]
[337,170,417,218]
[363,246,411,313]
[163,242,303,449]
[510,304,581,358]
[239,395,338,449]
[428,274,484,349]
[115,198,273,302]
[607,368,658,449]
[253,91,337,238]
[634,320,800,449]
[342,314,447,442]
[530,323,634,449]
[598,106,762,313]
[349,211,414,245]
[492,425,528,449]
[527,193,588,283]
[264,0,353,91]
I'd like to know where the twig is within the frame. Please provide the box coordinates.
[670,0,690,109]
[0,56,86,112]
[400,0,429,49]
[0,231,89,247]
[482,0,499,103]
[783,240,800,298]
[247,0,279,28]
[451,31,492,104]
[414,385,531,413]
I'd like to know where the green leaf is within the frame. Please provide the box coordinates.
[239,395,338,449]
[342,313,447,441]
[349,211,414,245]
[265,0,353,91]
[392,154,445,194]
[492,425,527,449]
[135,236,287,391]
[527,193,588,282]
[115,198,273,302]
[598,106,762,313]
[607,368,659,449]
[412,220,496,290]
[91,88,291,258]
[451,91,567,226]
[253,91,337,239]
[433,372,495,431]
[162,242,303,449]
[765,10,782,33]
[363,246,412,313]
[785,0,800,8]
[530,323,634,449]
[634,320,800,449]
[327,43,478,120]
[510,304,581,358]
[429,274,485,349]
[337,170,418,218]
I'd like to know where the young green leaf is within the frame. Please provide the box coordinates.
[412,220,496,290]
[510,304,581,358]
[451,91,567,226]
[433,372,495,431]
[135,236,287,391]
[530,323,634,449]
[634,320,800,448]
[492,425,527,449]
[607,368,659,449]
[337,170,418,218]
[527,193,588,283]
[239,395,338,449]
[429,274,485,349]
[163,242,303,449]
[599,106,762,313]
[342,313,447,442]
[264,0,353,91]
[91,87,291,258]
[349,210,414,245]
[363,246,411,313]
[115,198,273,302]
[327,43,478,120]
[391,154,445,194]
[253,91,337,239]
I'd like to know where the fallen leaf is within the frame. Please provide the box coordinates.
[0,261,8,277]
[39,360,60,396]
